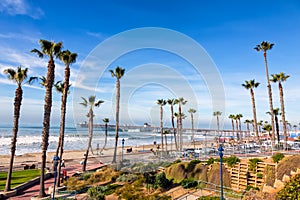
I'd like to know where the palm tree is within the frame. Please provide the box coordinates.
[266,108,280,146]
[270,72,290,149]
[229,114,235,137]
[54,50,77,186]
[257,120,263,134]
[157,99,167,151]
[242,80,260,144]
[99,118,109,155]
[3,67,36,192]
[80,96,104,171]
[175,97,187,150]
[163,130,169,151]
[31,39,62,197]
[188,108,196,144]
[244,119,252,142]
[167,98,178,151]
[263,123,272,140]
[254,41,275,144]
[236,114,243,131]
[110,66,125,163]
[213,111,222,143]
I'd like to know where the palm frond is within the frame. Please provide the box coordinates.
[27,77,38,85]
[95,100,104,107]
[31,49,44,58]
[3,68,16,80]
[88,96,96,104]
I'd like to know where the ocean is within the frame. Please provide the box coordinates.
[0,126,212,155]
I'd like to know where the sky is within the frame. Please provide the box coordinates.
[0,0,300,130]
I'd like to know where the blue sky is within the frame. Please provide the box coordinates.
[0,0,300,129]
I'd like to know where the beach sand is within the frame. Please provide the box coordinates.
[0,141,207,172]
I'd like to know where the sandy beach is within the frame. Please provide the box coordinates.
[0,141,207,172]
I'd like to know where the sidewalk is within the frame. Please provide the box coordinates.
[9,162,105,200]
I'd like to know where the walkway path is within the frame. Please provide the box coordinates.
[9,162,105,200]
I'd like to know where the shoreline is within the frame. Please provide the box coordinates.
[0,141,209,172]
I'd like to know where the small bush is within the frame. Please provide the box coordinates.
[181,178,198,189]
[277,173,300,199]
[248,158,263,173]
[116,173,138,183]
[174,159,181,164]
[272,153,285,163]
[245,185,259,191]
[65,176,86,191]
[226,155,240,167]
[198,196,219,200]
[190,160,201,165]
[207,157,215,165]
[257,173,263,179]
[156,172,172,189]
[87,186,105,200]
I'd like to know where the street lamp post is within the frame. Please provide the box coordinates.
[122,138,125,163]
[52,155,60,200]
[218,145,224,200]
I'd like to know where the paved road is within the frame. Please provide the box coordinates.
[9,162,104,200]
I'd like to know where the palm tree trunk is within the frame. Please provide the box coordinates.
[264,52,275,144]
[279,83,288,150]
[39,59,55,198]
[112,79,120,163]
[164,134,167,151]
[191,113,195,144]
[56,65,70,186]
[250,89,260,145]
[275,115,280,147]
[5,87,22,192]
[160,106,164,151]
[179,104,182,151]
[231,119,235,137]
[99,123,108,155]
[83,108,93,171]
[171,106,178,151]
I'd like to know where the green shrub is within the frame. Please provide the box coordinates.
[207,157,215,165]
[257,173,263,178]
[87,186,105,200]
[174,159,181,164]
[190,160,201,165]
[248,158,263,173]
[82,172,93,181]
[181,178,198,189]
[198,196,219,200]
[156,172,172,189]
[277,174,300,199]
[245,185,259,191]
[226,155,240,167]
[116,173,138,182]
[272,153,285,163]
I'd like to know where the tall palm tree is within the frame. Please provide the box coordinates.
[157,99,167,150]
[110,66,125,163]
[163,130,169,151]
[3,67,36,192]
[266,108,280,146]
[99,118,109,155]
[228,114,235,137]
[175,97,187,151]
[257,120,263,135]
[242,80,260,144]
[31,39,62,197]
[236,114,243,131]
[54,50,77,186]
[213,111,222,132]
[254,41,275,144]
[244,119,252,141]
[270,72,290,149]
[167,98,178,151]
[80,96,104,171]
[188,108,196,144]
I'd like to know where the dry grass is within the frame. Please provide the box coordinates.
[277,154,300,180]
[207,163,231,188]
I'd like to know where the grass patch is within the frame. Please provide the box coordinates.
[0,169,40,190]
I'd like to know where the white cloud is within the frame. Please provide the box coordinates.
[0,0,44,19]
